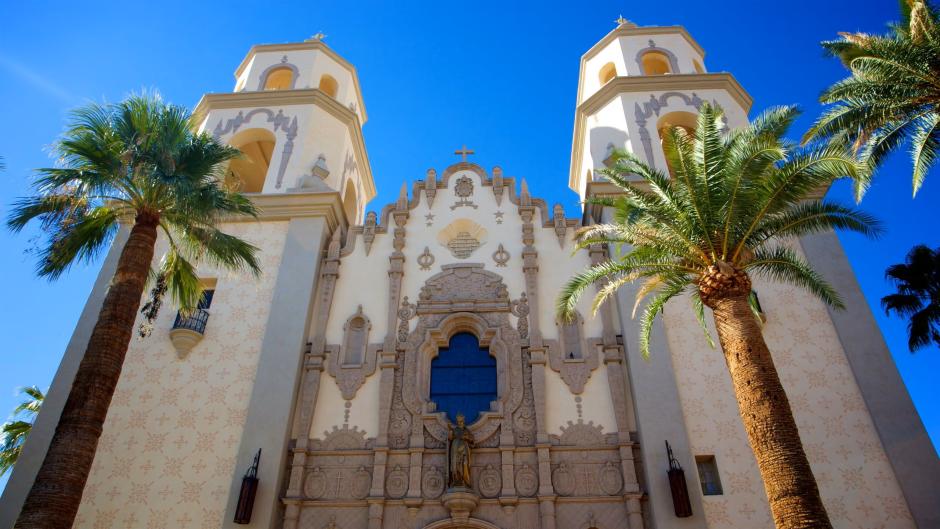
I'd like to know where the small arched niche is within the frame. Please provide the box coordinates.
[262,67,294,90]
[342,306,371,366]
[227,128,276,193]
[598,62,617,85]
[318,74,339,98]
[557,311,586,360]
[641,51,673,76]
[342,179,359,225]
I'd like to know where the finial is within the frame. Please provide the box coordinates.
[397,182,409,209]
[306,31,327,42]
[615,15,634,27]
[454,145,475,162]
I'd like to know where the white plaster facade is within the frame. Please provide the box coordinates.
[2,20,937,529]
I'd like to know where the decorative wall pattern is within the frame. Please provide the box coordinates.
[663,244,915,529]
[72,221,289,529]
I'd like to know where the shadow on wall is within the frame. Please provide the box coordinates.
[590,127,629,171]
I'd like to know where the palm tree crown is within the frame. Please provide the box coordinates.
[0,386,45,476]
[882,244,940,351]
[7,93,260,311]
[559,102,880,355]
[806,0,940,198]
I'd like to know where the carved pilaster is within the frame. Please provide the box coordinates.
[424,168,437,207]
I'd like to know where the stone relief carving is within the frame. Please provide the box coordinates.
[546,312,600,394]
[492,243,510,267]
[418,247,435,270]
[552,462,576,496]
[324,308,380,400]
[387,350,412,449]
[511,293,530,341]
[424,168,438,207]
[303,465,371,500]
[451,175,477,210]
[423,426,445,449]
[553,204,568,248]
[362,211,377,255]
[422,465,446,499]
[397,297,417,345]
[447,232,480,259]
[513,348,536,446]
[211,107,298,189]
[310,424,371,451]
[478,464,502,498]
[491,166,505,205]
[553,420,607,447]
[385,465,409,499]
[599,461,624,496]
[515,463,539,497]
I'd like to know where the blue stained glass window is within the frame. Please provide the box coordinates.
[430,332,497,424]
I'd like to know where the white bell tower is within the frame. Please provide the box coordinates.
[193,35,375,225]
[569,18,752,206]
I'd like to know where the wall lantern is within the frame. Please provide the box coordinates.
[666,440,693,518]
[233,449,261,524]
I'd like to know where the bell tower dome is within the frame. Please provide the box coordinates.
[193,36,375,225]
[569,19,752,206]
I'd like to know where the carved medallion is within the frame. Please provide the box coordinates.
[492,243,510,267]
[418,247,435,271]
[447,232,481,259]
[552,462,576,496]
[478,464,502,498]
[385,465,409,499]
[451,176,478,209]
[515,464,539,497]
[351,466,372,499]
[422,465,446,499]
[600,461,624,495]
[304,467,327,499]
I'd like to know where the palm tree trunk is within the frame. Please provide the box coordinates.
[710,291,832,529]
[15,215,159,529]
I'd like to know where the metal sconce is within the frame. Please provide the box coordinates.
[666,441,693,518]
[233,449,261,524]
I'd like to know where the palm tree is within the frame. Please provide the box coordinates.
[805,0,940,198]
[882,245,940,351]
[558,103,880,529]
[0,386,45,476]
[6,93,260,529]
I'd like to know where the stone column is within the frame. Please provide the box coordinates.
[222,216,330,529]
[800,231,940,528]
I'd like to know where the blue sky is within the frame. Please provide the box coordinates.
[1,0,937,492]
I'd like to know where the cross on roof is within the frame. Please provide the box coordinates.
[454,145,475,162]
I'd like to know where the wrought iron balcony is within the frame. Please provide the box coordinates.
[172,308,210,334]
[169,308,210,358]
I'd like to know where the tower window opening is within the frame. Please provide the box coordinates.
[599,62,617,85]
[318,74,339,98]
[227,128,276,193]
[263,67,294,90]
[641,51,672,76]
[656,111,698,176]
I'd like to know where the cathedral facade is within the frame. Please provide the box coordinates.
[2,20,938,529]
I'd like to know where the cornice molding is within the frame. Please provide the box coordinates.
[233,40,368,123]
[193,89,376,202]
[223,191,348,232]
[569,73,753,192]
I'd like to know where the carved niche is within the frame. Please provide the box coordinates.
[326,306,380,400]
[546,311,600,394]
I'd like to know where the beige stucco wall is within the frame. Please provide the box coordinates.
[72,220,289,529]
[662,243,914,529]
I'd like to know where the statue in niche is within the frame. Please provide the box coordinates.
[447,413,474,489]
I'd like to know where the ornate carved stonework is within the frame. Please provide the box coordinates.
[325,308,380,400]
[515,463,539,497]
[599,461,625,495]
[552,462,576,496]
[553,420,607,447]
[478,464,502,498]
[422,465,446,499]
[387,350,412,449]
[447,232,481,258]
[362,211,377,255]
[492,243,510,267]
[310,424,371,451]
[512,348,536,446]
[303,464,371,500]
[546,312,600,394]
[451,175,477,210]
[385,465,409,499]
[418,247,435,270]
[511,293,530,341]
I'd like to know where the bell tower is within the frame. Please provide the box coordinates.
[569,18,752,205]
[193,35,375,225]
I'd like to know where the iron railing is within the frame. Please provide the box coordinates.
[172,308,210,334]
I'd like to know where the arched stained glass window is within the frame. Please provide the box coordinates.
[430,332,496,424]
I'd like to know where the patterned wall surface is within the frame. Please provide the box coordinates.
[662,244,914,529]
[72,221,289,529]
